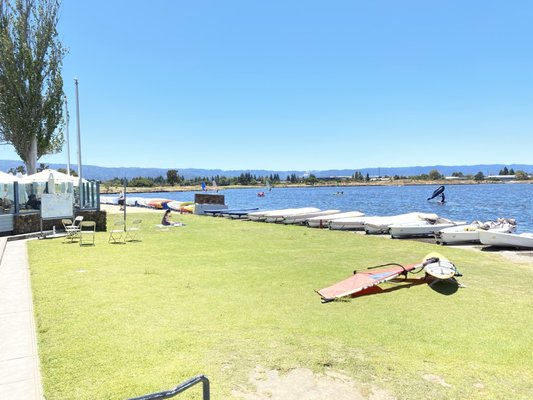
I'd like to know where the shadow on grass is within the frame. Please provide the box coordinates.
[481,245,533,254]
[427,279,460,296]
[345,277,459,300]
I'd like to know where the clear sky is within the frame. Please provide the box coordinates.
[1,0,532,170]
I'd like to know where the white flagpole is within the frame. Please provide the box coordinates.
[74,78,83,207]
[64,96,71,175]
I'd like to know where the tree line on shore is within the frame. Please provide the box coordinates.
[6,163,530,188]
[100,167,531,188]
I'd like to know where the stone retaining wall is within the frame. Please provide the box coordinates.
[13,210,107,235]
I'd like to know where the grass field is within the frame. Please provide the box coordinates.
[28,213,533,399]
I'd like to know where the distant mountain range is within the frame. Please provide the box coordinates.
[1,159,532,181]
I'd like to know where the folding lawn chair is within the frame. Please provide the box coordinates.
[108,220,126,244]
[62,216,84,242]
[79,221,96,246]
[125,219,142,242]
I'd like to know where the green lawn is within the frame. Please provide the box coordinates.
[29,213,533,399]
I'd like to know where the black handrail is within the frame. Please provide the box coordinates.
[127,375,210,400]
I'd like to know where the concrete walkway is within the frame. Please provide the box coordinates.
[0,239,43,399]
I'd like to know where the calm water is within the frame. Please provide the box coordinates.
[128,183,533,232]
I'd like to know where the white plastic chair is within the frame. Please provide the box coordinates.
[79,221,96,246]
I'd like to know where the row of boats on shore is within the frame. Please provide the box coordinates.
[101,196,195,212]
[99,196,533,249]
[206,207,533,249]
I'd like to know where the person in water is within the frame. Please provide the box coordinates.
[162,209,181,226]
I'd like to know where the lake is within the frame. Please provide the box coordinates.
[126,183,533,232]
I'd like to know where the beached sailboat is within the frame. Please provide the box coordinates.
[146,198,173,209]
[363,212,440,234]
[478,230,533,249]
[306,211,365,228]
[264,207,322,223]
[204,208,259,219]
[248,207,320,222]
[125,196,145,207]
[435,219,516,245]
[328,215,381,230]
[389,218,467,238]
[283,210,341,225]
[100,195,119,205]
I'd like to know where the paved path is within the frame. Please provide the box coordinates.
[100,203,160,214]
[0,239,43,399]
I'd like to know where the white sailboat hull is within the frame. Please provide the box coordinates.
[479,231,533,249]
[389,221,467,238]
[283,210,341,225]
[436,224,515,245]
[248,207,320,222]
[306,211,365,228]
[364,213,440,234]
[328,216,379,230]
[264,207,321,223]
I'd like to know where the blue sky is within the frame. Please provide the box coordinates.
[2,0,532,170]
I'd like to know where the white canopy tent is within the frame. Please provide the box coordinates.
[0,171,18,184]
[20,169,86,186]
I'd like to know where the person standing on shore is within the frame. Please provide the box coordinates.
[118,191,125,210]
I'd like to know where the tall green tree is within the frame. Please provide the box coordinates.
[428,169,443,180]
[499,166,509,175]
[514,170,529,180]
[0,0,65,174]
[166,169,179,185]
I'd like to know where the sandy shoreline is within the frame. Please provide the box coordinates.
[99,204,161,214]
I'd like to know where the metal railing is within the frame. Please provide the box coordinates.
[127,375,210,400]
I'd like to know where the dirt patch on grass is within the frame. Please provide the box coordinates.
[232,366,396,400]
[497,250,533,264]
[431,242,533,265]
[422,374,452,387]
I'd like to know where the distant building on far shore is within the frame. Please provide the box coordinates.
[318,176,352,181]
[486,175,516,181]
